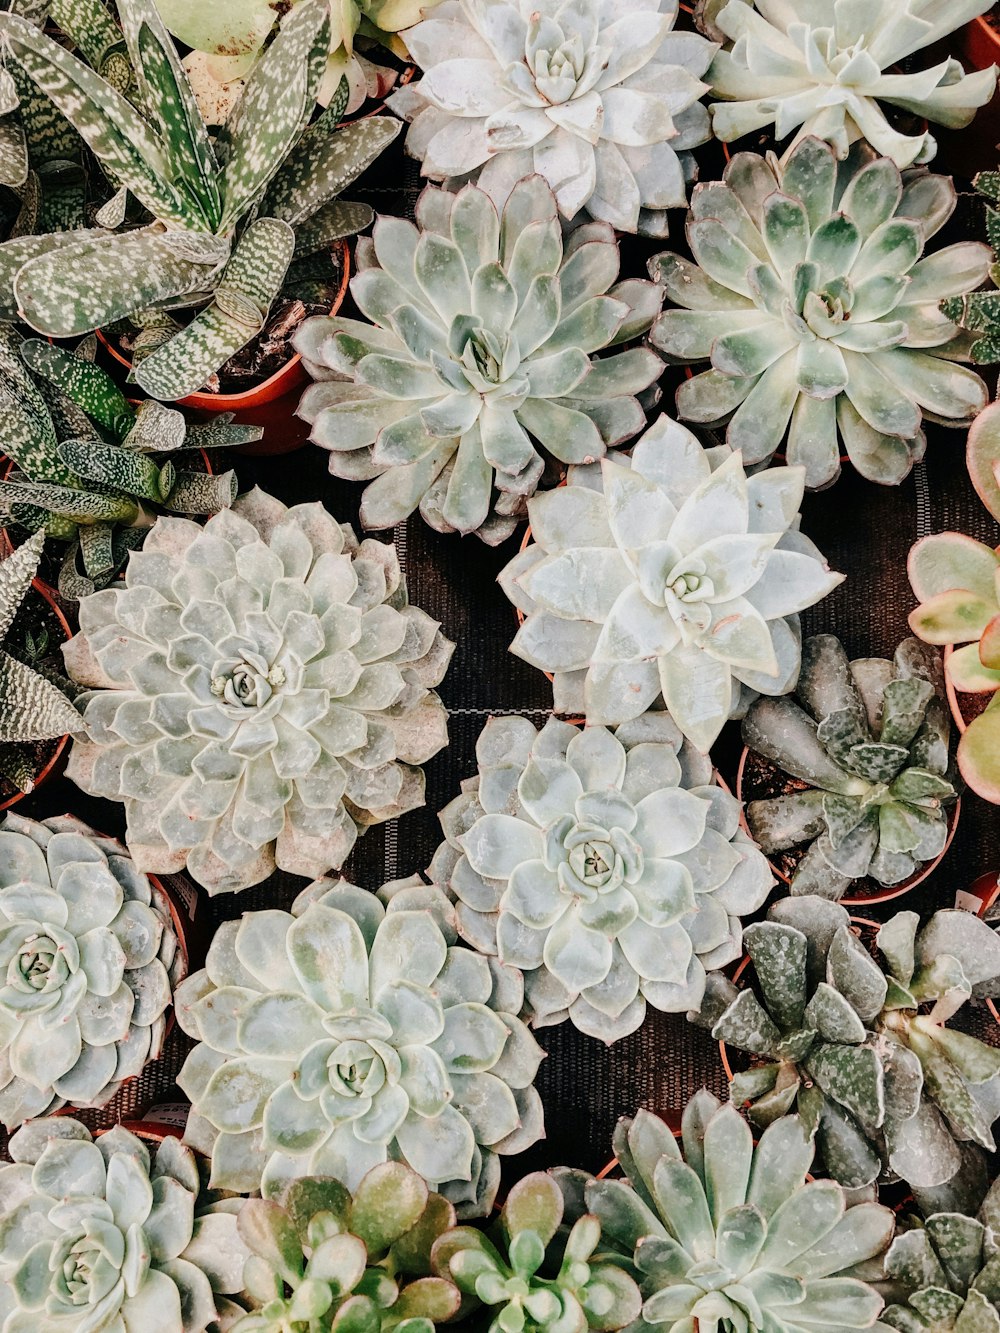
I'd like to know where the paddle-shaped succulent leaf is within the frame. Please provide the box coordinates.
[703,0,998,168]
[742,634,958,898]
[499,414,843,750]
[908,530,1000,803]
[568,1093,893,1332]
[430,713,774,1042]
[61,490,453,894]
[175,879,544,1214]
[0,0,400,400]
[696,896,1000,1200]
[0,1116,251,1333]
[432,1171,642,1333]
[232,1163,461,1333]
[650,137,990,489]
[388,0,715,236]
[295,176,662,544]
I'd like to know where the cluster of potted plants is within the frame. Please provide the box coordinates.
[3,0,1000,1329]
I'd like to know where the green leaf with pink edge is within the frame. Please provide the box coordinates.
[967,400,1000,524]
[908,532,1000,604]
[947,643,1000,694]
[908,589,997,645]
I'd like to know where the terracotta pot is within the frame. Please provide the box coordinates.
[97,238,351,457]
[962,12,1000,70]
[98,1119,183,1145]
[735,746,960,908]
[942,642,995,736]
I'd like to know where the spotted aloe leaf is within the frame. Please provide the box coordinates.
[20,338,135,439]
[0,230,105,319]
[165,469,239,514]
[58,439,175,504]
[0,326,74,484]
[134,217,295,401]
[293,198,373,257]
[48,0,135,95]
[263,114,400,227]
[0,478,139,523]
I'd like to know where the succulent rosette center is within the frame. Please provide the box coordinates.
[211,653,286,711]
[550,815,643,900]
[9,931,70,993]
[51,1222,127,1310]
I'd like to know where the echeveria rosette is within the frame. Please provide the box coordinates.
[61,489,453,894]
[562,1094,893,1333]
[0,1116,251,1333]
[295,176,663,544]
[387,0,715,236]
[499,414,844,752]
[704,0,999,169]
[0,811,184,1128]
[176,879,545,1218]
[649,137,990,489]
[430,713,774,1043]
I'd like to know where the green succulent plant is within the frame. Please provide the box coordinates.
[742,635,958,899]
[559,1093,894,1333]
[0,330,258,597]
[295,176,663,544]
[649,136,990,489]
[175,878,544,1216]
[881,1176,1000,1331]
[0,528,83,793]
[0,0,401,402]
[432,1170,642,1333]
[696,896,1000,1202]
[499,414,843,751]
[0,810,186,1126]
[0,1115,251,1333]
[61,490,453,893]
[701,0,998,169]
[907,527,1000,804]
[430,712,774,1043]
[231,1163,461,1333]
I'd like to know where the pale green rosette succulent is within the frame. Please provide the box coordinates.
[61,489,452,895]
[499,414,843,752]
[561,1094,894,1333]
[0,811,185,1128]
[650,137,990,489]
[703,0,999,169]
[0,1116,251,1333]
[295,176,663,544]
[176,879,545,1217]
[431,713,774,1043]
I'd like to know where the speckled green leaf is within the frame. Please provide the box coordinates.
[35,162,88,233]
[0,649,81,741]
[0,112,26,188]
[827,925,888,1022]
[134,216,295,401]
[294,199,373,258]
[9,51,78,169]
[185,415,263,450]
[712,988,782,1057]
[264,116,400,227]
[49,0,135,96]
[58,438,173,502]
[0,326,72,483]
[744,921,808,1032]
[0,228,105,319]
[0,527,41,641]
[121,399,185,452]
[77,519,115,577]
[805,1042,884,1130]
[0,477,138,522]
[21,337,134,437]
[165,469,237,514]
[13,227,229,338]
[909,1029,996,1151]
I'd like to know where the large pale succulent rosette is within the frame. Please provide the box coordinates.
[500,415,844,752]
[431,713,774,1042]
[650,137,990,489]
[0,1117,250,1333]
[61,490,452,894]
[295,177,663,544]
[0,812,184,1128]
[388,0,715,235]
[704,0,999,169]
[176,879,544,1217]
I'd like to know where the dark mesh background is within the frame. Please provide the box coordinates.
[5,115,1000,1180]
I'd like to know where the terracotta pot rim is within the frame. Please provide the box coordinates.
[965,13,1000,65]
[97,237,351,410]
[942,642,997,737]
[735,745,961,908]
[97,1120,183,1144]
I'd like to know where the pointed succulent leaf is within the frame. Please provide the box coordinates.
[20,338,135,439]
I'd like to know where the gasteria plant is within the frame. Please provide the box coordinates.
[61,490,453,893]
[0,0,401,402]
[499,414,843,751]
[388,0,715,236]
[295,177,662,544]
[701,0,999,168]
[908,531,1000,803]
[432,1171,642,1333]
[742,634,958,899]
[0,529,83,794]
[697,896,1000,1200]
[232,1164,461,1333]
[0,811,185,1126]
[176,878,544,1215]
[650,137,990,489]
[430,713,774,1042]
[0,332,256,598]
[560,1094,894,1333]
[0,1116,251,1333]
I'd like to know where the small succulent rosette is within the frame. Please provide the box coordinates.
[61,489,452,894]
[0,1116,250,1333]
[430,713,774,1042]
[500,414,843,752]
[0,811,185,1128]
[176,879,544,1217]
